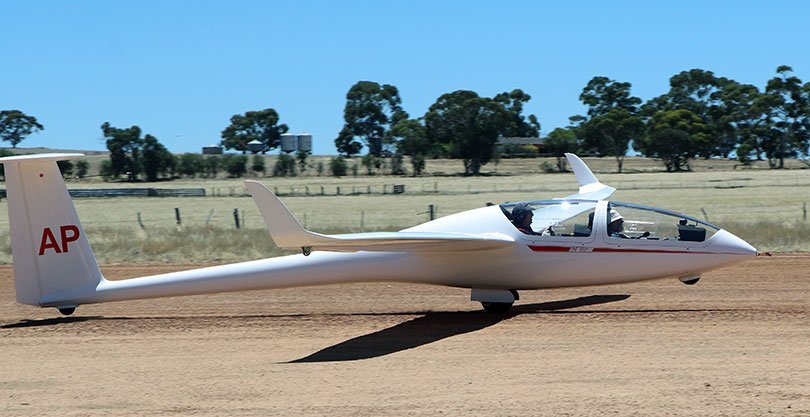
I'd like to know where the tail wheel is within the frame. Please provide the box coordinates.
[481,301,513,313]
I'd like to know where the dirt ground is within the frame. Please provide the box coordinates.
[0,256,808,417]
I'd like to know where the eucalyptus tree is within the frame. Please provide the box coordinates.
[0,110,43,148]
[336,81,408,157]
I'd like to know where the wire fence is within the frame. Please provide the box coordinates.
[74,201,810,234]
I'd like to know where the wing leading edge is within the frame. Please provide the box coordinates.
[245,181,514,253]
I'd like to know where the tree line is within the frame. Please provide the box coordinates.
[331,66,810,175]
[2,65,808,180]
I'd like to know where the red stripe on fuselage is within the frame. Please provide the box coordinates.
[528,245,738,255]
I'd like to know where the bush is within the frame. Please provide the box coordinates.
[224,154,248,178]
[75,160,89,178]
[205,155,222,178]
[390,153,406,175]
[273,153,297,177]
[99,159,115,180]
[178,153,204,178]
[329,157,347,177]
[251,154,266,176]
[411,154,425,176]
[57,160,74,178]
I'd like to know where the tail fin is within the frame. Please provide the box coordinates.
[0,153,104,307]
[244,180,332,248]
[564,153,616,200]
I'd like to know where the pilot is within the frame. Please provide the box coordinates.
[608,209,649,239]
[607,210,628,238]
[511,203,539,235]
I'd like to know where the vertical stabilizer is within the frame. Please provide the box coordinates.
[0,154,104,307]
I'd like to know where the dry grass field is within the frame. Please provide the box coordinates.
[1,152,810,262]
[0,255,808,417]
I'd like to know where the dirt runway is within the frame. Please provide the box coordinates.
[1,256,808,416]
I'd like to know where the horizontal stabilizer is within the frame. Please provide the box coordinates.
[564,153,616,200]
[245,181,514,253]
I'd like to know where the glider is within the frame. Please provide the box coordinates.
[0,153,756,315]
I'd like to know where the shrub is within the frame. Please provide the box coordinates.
[329,157,347,177]
[251,154,266,176]
[273,153,297,177]
[75,160,89,178]
[224,154,248,178]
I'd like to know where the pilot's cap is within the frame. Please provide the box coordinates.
[512,203,533,224]
[609,209,624,223]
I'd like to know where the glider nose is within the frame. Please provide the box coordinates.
[712,229,757,257]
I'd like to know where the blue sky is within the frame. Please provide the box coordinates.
[3,1,809,155]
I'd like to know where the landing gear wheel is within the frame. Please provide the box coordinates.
[58,307,76,316]
[481,301,513,313]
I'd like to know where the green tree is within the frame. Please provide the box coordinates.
[273,153,296,177]
[761,65,810,168]
[494,89,541,137]
[178,153,204,178]
[580,109,644,173]
[223,154,248,178]
[205,155,222,178]
[221,109,288,152]
[573,77,643,172]
[334,126,363,157]
[251,154,266,176]
[390,119,432,175]
[717,82,769,163]
[142,134,174,181]
[101,122,144,180]
[75,160,89,178]
[57,160,74,178]
[329,156,348,177]
[544,128,580,172]
[296,150,310,174]
[635,109,710,171]
[0,110,44,148]
[641,69,733,158]
[337,81,408,156]
[579,77,642,118]
[425,90,510,175]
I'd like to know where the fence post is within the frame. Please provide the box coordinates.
[361,210,365,229]
[804,202,807,221]
[320,185,325,195]
[337,186,341,195]
[233,208,240,229]
[175,208,182,225]
[429,204,435,221]
[137,212,145,229]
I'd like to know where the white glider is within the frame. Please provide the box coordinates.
[0,153,756,315]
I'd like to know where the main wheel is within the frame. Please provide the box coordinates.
[481,301,513,313]
[58,307,76,316]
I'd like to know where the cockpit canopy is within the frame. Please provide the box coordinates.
[501,200,720,242]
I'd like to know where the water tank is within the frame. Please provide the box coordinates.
[202,145,223,155]
[247,140,265,153]
[280,134,297,153]
[297,133,312,152]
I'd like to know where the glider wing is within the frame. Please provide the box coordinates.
[245,181,514,253]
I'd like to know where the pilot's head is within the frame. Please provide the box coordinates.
[608,209,624,233]
[511,203,534,227]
